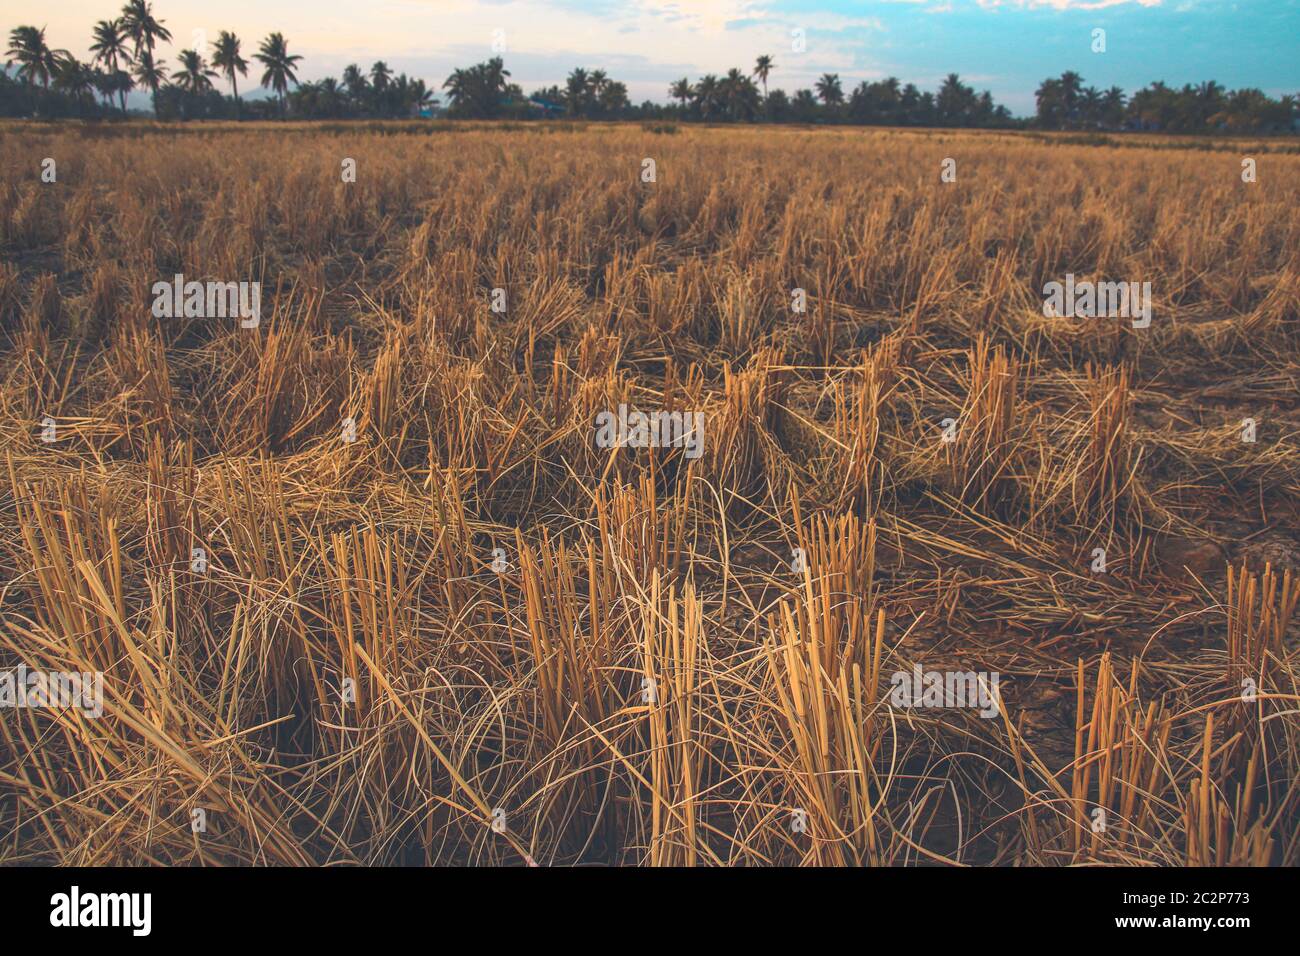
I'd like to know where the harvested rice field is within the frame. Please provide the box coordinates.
[0,121,1297,867]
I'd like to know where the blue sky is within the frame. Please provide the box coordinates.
[29,0,1300,115]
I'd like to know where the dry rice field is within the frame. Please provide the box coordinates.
[0,121,1297,866]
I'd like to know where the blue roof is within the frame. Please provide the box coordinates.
[528,97,565,112]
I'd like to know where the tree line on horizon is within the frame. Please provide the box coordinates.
[5,6,1297,134]
[2,5,435,122]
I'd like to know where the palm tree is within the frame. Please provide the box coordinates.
[753,54,773,104]
[369,61,393,112]
[1192,79,1224,128]
[441,57,509,118]
[388,74,408,116]
[254,32,302,116]
[317,76,345,117]
[174,49,216,94]
[669,77,692,113]
[586,70,611,116]
[815,73,843,107]
[937,73,975,126]
[110,69,135,113]
[693,74,721,120]
[1035,77,1064,128]
[764,88,789,121]
[598,79,628,116]
[723,68,759,121]
[792,88,818,122]
[6,26,61,115]
[1079,85,1103,127]
[1058,70,1083,126]
[210,31,248,118]
[342,64,369,110]
[1101,86,1126,129]
[442,67,468,111]
[482,57,510,101]
[410,79,437,115]
[120,0,171,61]
[90,19,132,113]
[132,49,168,102]
[1130,80,1177,130]
[565,67,589,116]
[93,67,115,109]
[1217,86,1273,132]
[53,55,98,115]
[899,82,921,124]
[852,76,901,125]
[919,91,937,124]
[848,80,873,123]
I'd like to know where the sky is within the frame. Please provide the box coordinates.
[14,0,1300,116]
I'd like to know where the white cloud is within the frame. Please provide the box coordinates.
[634,0,770,32]
[976,0,1162,9]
